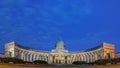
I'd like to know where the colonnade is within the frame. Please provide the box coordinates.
[5,46,104,64]
[5,42,115,64]
[71,51,103,63]
[14,49,49,62]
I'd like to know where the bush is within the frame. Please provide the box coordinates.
[95,59,109,65]
[111,58,120,64]
[0,57,24,64]
[33,60,48,64]
[95,59,116,65]
[72,61,87,65]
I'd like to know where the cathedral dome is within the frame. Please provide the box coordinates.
[55,40,64,50]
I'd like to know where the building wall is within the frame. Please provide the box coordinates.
[5,42,115,64]
[5,42,16,57]
[103,43,115,59]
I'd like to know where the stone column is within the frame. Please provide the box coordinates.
[20,51,24,60]
[61,55,64,64]
[37,55,39,60]
[44,55,46,61]
[65,56,67,64]
[52,56,55,64]
[79,55,81,61]
[54,55,56,64]
[43,55,46,61]
[80,55,83,61]
[44,55,47,61]
[89,53,92,62]
[83,54,86,62]
[18,51,21,59]
[49,55,52,64]
[42,55,44,61]
[77,55,79,61]
[24,53,27,61]
[39,55,42,60]
[46,56,48,62]
[33,54,36,61]
[69,55,72,64]
[29,53,33,62]
[94,52,98,61]
[86,53,90,63]
[36,55,38,60]
[26,53,29,62]
[23,53,26,61]
[90,52,94,62]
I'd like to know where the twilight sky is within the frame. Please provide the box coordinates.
[0,0,120,53]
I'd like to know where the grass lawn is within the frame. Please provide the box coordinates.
[0,64,120,68]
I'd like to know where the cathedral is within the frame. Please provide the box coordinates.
[5,40,115,64]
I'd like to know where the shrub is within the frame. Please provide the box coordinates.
[72,61,87,65]
[33,60,48,64]
[0,57,24,64]
[95,59,108,65]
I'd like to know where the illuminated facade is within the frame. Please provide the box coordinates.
[5,40,115,64]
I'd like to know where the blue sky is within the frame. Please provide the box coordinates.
[0,0,120,53]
